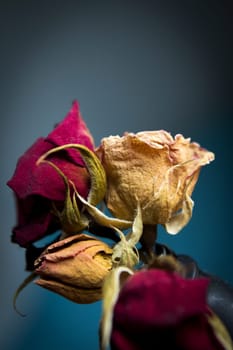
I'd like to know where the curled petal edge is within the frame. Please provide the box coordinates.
[164,193,194,234]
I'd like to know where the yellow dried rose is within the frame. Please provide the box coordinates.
[34,233,113,304]
[96,130,215,234]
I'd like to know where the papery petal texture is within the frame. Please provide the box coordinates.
[96,130,215,234]
[34,233,113,303]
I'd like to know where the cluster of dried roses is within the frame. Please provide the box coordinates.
[7,101,232,349]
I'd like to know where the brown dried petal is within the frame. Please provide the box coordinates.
[35,278,103,304]
[34,234,113,303]
[96,131,214,234]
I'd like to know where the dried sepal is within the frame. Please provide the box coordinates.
[37,143,107,206]
[207,312,233,350]
[13,271,37,316]
[111,203,143,268]
[74,189,132,230]
[100,266,134,350]
[41,160,88,234]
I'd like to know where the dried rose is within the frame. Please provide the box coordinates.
[110,268,232,350]
[34,233,113,304]
[96,131,215,234]
[7,101,94,247]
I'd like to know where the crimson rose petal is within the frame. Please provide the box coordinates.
[12,196,58,246]
[111,269,226,350]
[46,100,94,164]
[7,101,94,246]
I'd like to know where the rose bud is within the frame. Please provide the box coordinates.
[7,101,94,247]
[34,233,113,304]
[96,131,215,234]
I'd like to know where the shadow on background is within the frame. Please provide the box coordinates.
[1,0,232,349]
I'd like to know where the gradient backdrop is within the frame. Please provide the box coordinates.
[1,1,232,349]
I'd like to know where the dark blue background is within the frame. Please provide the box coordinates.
[1,1,232,349]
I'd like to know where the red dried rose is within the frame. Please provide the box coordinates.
[7,101,94,247]
[111,269,230,350]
